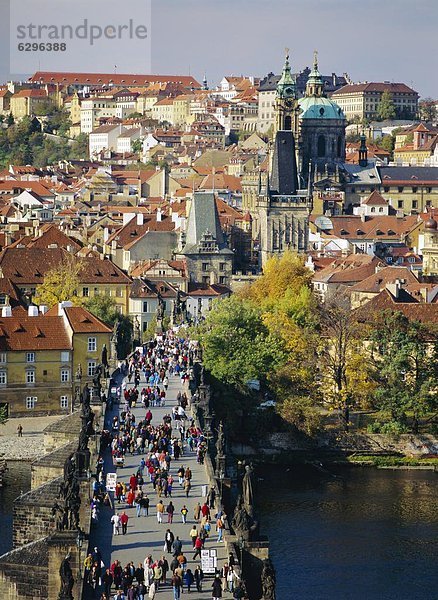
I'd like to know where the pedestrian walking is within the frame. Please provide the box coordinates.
[167,501,175,523]
[181,505,188,524]
[212,574,223,599]
[17,424,23,437]
[171,572,182,600]
[165,529,175,553]
[120,511,129,535]
[194,565,204,592]
[156,499,164,524]
[111,512,121,535]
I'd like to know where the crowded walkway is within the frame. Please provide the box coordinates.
[85,333,240,600]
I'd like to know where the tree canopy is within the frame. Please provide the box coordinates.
[377,91,397,121]
[34,257,83,306]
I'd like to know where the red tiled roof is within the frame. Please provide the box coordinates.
[63,306,111,334]
[349,266,419,293]
[355,289,438,324]
[332,82,418,95]
[29,72,200,88]
[0,313,71,351]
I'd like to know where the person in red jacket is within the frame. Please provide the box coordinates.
[129,473,138,491]
[193,536,203,560]
[120,511,129,535]
[201,502,210,519]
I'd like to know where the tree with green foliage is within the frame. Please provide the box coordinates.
[375,134,395,155]
[84,295,133,358]
[371,312,438,431]
[377,91,397,121]
[199,295,285,390]
[132,138,143,156]
[419,98,437,122]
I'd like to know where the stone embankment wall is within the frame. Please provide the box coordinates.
[232,431,438,459]
[0,400,103,600]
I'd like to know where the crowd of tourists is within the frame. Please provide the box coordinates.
[86,333,245,600]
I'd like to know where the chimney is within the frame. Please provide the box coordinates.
[103,227,109,242]
[137,212,144,225]
[1,306,12,317]
[156,209,162,222]
[123,212,136,226]
[360,213,366,223]
[28,305,39,317]
[386,281,400,299]
[58,300,73,316]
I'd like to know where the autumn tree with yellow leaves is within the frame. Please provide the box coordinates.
[34,256,84,307]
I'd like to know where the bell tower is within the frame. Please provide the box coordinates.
[274,49,300,137]
[306,50,324,97]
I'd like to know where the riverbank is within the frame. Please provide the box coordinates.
[0,415,61,460]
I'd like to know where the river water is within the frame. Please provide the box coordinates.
[0,461,31,556]
[258,465,438,600]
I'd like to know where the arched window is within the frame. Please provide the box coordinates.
[337,135,343,158]
[317,135,326,157]
[284,115,292,130]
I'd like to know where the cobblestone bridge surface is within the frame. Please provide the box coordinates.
[86,369,228,599]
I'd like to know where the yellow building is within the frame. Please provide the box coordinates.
[331,82,418,121]
[173,95,195,127]
[0,303,111,417]
[10,89,51,119]
[422,216,438,276]
[151,98,176,124]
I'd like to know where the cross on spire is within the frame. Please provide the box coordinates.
[313,49,318,70]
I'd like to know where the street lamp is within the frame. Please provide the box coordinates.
[76,528,85,579]
[238,535,245,577]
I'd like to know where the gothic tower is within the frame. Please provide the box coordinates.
[257,51,312,267]
[274,49,301,138]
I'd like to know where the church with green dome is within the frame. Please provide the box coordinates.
[298,51,346,180]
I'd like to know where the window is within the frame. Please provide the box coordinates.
[82,287,89,297]
[88,361,96,377]
[383,187,390,193]
[26,352,35,363]
[142,301,148,313]
[412,200,418,209]
[116,288,123,298]
[61,369,70,383]
[219,276,226,284]
[88,337,97,352]
[202,276,209,284]
[0,371,6,385]
[0,295,6,306]
[412,187,418,193]
[317,135,326,158]
[370,207,375,213]
[26,396,37,409]
[219,263,226,271]
[60,395,69,409]
[60,351,70,363]
[0,353,6,364]
[397,200,403,208]
[398,187,404,193]
[26,370,35,384]
[202,263,209,272]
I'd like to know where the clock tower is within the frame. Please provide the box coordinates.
[274,49,300,138]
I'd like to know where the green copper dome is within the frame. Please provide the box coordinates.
[298,96,345,120]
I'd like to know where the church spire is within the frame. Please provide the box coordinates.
[274,49,300,135]
[276,48,296,99]
[306,50,324,97]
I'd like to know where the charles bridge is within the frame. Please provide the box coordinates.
[0,348,276,600]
